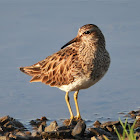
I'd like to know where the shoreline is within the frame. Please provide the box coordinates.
[0,110,140,140]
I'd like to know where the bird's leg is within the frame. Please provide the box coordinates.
[65,92,74,120]
[74,90,81,120]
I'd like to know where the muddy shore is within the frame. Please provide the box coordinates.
[0,110,140,140]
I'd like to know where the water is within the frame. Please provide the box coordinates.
[0,0,140,126]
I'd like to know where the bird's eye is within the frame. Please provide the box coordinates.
[84,31,91,34]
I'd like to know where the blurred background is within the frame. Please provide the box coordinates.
[0,0,140,125]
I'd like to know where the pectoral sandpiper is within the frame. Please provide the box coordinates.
[20,24,110,120]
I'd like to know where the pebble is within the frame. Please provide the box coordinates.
[0,111,140,139]
[38,124,45,133]
[71,119,86,138]
[44,121,58,132]
[93,120,101,128]
[0,136,7,140]
[30,117,47,128]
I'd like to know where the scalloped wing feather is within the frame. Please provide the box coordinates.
[20,46,80,87]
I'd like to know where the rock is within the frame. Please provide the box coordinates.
[0,136,7,140]
[71,120,86,138]
[38,124,45,133]
[8,133,17,139]
[87,128,100,136]
[15,131,27,137]
[63,119,71,126]
[136,115,140,120]
[56,125,70,131]
[31,131,42,140]
[25,131,31,136]
[13,135,29,140]
[100,120,121,133]
[114,124,123,134]
[0,116,25,133]
[91,135,104,140]
[56,130,72,139]
[129,110,136,114]
[88,128,113,137]
[40,116,48,121]
[44,121,58,132]
[128,110,140,118]
[9,138,16,140]
[41,129,72,139]
[134,119,140,129]
[93,120,101,128]
[100,121,120,128]
[31,131,40,137]
[30,116,47,128]
[0,116,10,125]
[91,135,117,140]
[63,119,77,126]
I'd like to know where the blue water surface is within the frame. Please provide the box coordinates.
[0,0,140,125]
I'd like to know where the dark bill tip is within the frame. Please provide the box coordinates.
[61,37,78,49]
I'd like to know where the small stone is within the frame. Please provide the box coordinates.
[42,129,73,139]
[12,120,25,129]
[100,121,120,128]
[40,121,46,126]
[88,127,113,137]
[136,115,140,120]
[106,126,113,132]
[15,131,27,137]
[14,135,29,140]
[63,119,71,126]
[71,120,86,138]
[38,124,45,133]
[9,133,16,139]
[134,119,140,129]
[0,116,25,133]
[93,120,101,128]
[0,136,7,140]
[30,117,47,129]
[87,128,100,136]
[114,125,123,135]
[31,131,40,137]
[63,119,77,126]
[129,110,136,114]
[91,135,105,140]
[131,113,136,118]
[40,116,48,121]
[25,131,31,136]
[9,138,16,140]
[56,129,72,138]
[56,125,70,131]
[44,121,58,132]
[30,120,37,126]
[128,111,137,118]
[0,116,10,125]
[91,136,97,140]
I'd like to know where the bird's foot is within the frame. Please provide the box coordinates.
[74,115,82,120]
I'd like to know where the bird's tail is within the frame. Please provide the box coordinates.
[19,66,41,77]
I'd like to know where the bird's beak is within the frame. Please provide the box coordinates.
[61,36,80,49]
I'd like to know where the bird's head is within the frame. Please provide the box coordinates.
[61,24,104,49]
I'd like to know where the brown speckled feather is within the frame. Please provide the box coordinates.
[20,24,110,90]
[20,44,81,87]
[19,24,110,120]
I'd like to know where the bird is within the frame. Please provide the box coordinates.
[20,24,110,120]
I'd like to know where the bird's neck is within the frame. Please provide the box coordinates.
[77,43,96,71]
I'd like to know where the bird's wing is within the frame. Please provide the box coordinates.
[20,46,80,87]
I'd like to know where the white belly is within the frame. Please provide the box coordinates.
[59,76,99,92]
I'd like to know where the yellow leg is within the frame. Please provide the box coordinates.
[65,92,74,120]
[74,90,81,119]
